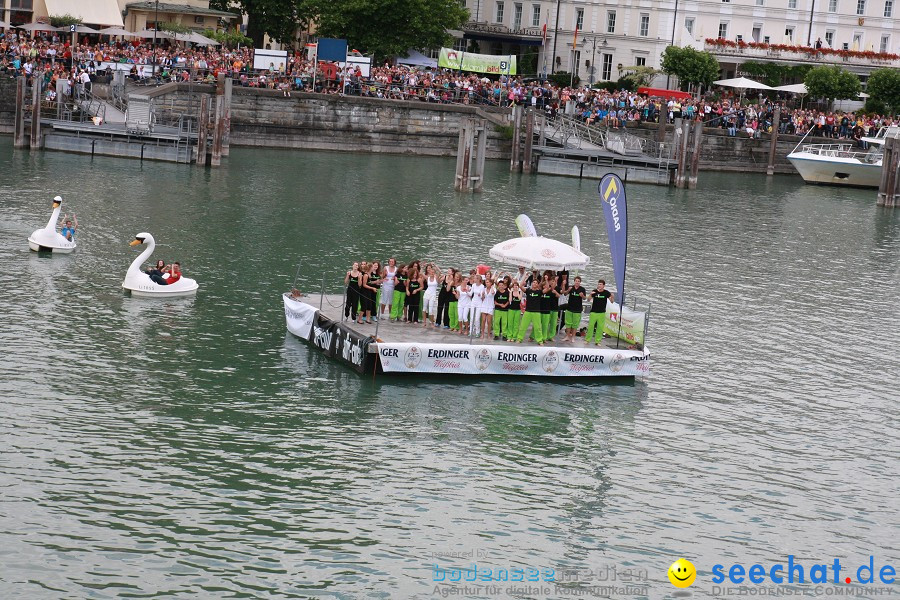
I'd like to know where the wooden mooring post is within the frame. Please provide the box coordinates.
[688,121,703,189]
[510,105,522,172]
[766,107,781,176]
[876,135,900,207]
[196,94,209,166]
[210,74,225,167]
[29,78,42,150]
[222,76,233,157]
[454,117,487,192]
[14,76,26,148]
[523,109,534,173]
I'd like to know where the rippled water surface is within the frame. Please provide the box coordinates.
[1,144,898,599]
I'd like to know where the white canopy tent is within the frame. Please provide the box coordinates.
[488,236,590,271]
[397,50,437,68]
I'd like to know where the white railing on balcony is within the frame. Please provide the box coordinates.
[703,43,900,68]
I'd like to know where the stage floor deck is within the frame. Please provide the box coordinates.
[311,294,631,350]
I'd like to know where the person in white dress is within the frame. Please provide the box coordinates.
[422,263,442,328]
[469,275,485,337]
[456,278,473,336]
[480,278,495,340]
[380,258,398,319]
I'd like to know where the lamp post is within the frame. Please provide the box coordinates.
[152,0,159,79]
[550,0,561,74]
[666,0,678,89]
[581,34,606,86]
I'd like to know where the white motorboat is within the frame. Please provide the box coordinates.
[28,196,77,253]
[786,126,899,188]
[122,232,199,298]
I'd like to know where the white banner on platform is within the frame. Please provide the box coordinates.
[283,295,318,340]
[604,302,646,346]
[377,343,650,377]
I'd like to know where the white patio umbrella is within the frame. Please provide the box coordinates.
[713,76,773,90]
[177,32,220,45]
[488,236,590,271]
[191,32,221,46]
[0,20,9,29]
[775,83,808,94]
[15,22,58,32]
[134,29,174,39]
[98,27,136,37]
[714,76,772,105]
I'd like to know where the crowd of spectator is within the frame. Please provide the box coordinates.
[1,27,897,144]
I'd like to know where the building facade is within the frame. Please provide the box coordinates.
[0,0,235,31]
[455,0,899,84]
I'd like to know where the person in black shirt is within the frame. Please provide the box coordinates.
[344,262,362,323]
[515,279,545,344]
[492,280,510,340]
[406,268,423,323]
[392,266,408,321]
[563,276,587,342]
[540,279,555,342]
[585,279,615,345]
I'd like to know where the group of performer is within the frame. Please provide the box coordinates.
[344,260,615,345]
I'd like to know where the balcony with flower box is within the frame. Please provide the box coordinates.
[703,38,900,70]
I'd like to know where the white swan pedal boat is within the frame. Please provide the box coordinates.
[28,196,76,253]
[122,232,199,298]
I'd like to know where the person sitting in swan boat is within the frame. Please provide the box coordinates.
[146,259,167,282]
[147,261,182,285]
[60,213,78,241]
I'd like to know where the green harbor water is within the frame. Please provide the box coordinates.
[1,144,898,598]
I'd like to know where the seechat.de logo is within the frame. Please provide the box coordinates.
[668,558,697,588]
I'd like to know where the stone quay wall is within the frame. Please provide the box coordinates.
[0,78,16,134]
[0,77,840,175]
[143,84,513,157]
[625,121,801,174]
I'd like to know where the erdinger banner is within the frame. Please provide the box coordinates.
[284,294,317,340]
[598,174,628,307]
[377,343,649,377]
[603,302,646,347]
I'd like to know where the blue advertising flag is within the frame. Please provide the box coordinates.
[598,174,628,306]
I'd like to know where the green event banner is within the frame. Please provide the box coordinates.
[438,48,517,75]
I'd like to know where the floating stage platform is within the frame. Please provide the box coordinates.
[283,293,650,379]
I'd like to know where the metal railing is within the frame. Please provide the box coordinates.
[797,143,880,162]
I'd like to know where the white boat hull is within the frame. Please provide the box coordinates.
[28,237,76,253]
[124,281,199,298]
[787,153,883,188]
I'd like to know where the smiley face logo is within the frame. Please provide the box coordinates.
[668,558,696,588]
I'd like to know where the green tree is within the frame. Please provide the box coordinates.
[209,0,317,46]
[739,61,811,87]
[315,0,469,60]
[619,65,660,89]
[866,68,900,113]
[659,46,719,89]
[804,65,861,101]
[49,14,82,27]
